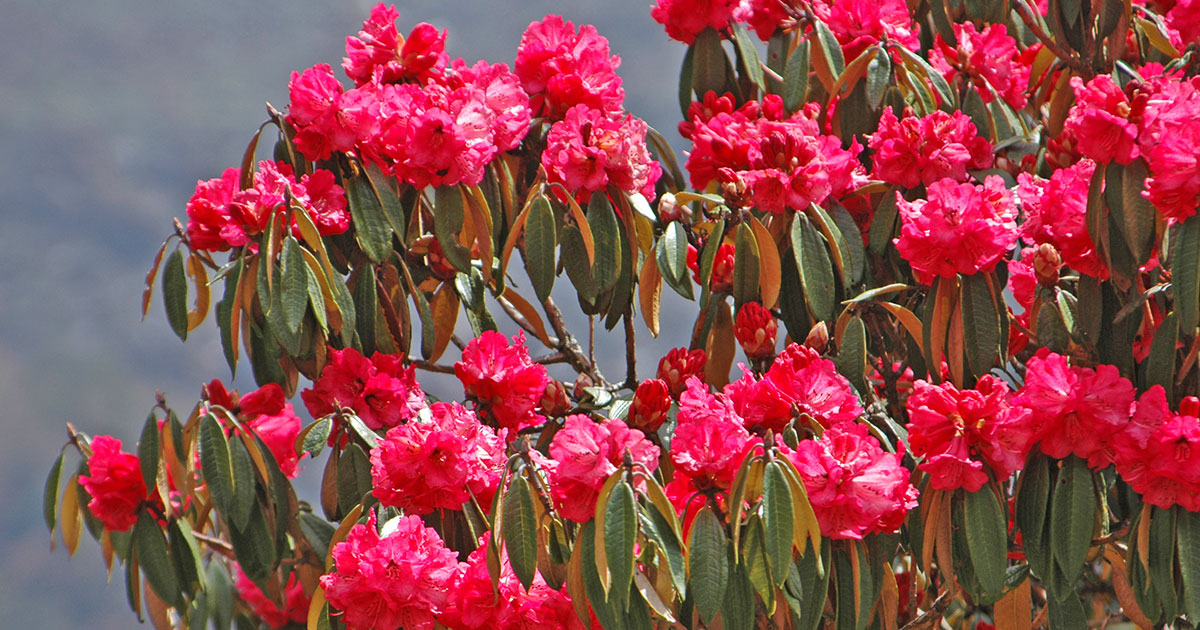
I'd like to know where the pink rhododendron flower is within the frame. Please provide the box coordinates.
[1016,350,1136,468]
[930,23,1029,109]
[286,64,383,161]
[542,415,659,522]
[657,347,708,398]
[629,378,672,434]
[78,436,149,532]
[1113,389,1200,510]
[455,331,550,433]
[185,162,349,252]
[321,512,461,630]
[905,376,1034,492]
[515,15,625,119]
[894,176,1018,284]
[1166,0,1200,46]
[1134,75,1200,222]
[204,381,305,478]
[234,565,310,628]
[734,301,777,361]
[668,378,759,494]
[734,0,792,40]
[343,4,448,86]
[726,342,863,433]
[542,104,661,201]
[810,0,920,59]
[687,241,735,294]
[302,348,428,432]
[868,108,993,189]
[650,0,737,44]
[780,422,918,540]
[1017,159,1108,279]
[371,402,506,514]
[1063,75,1139,165]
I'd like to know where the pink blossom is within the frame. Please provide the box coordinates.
[321,512,461,630]
[1063,75,1139,164]
[515,15,624,119]
[234,565,310,628]
[1166,0,1200,47]
[1135,75,1200,222]
[930,23,1029,109]
[302,348,427,432]
[78,436,149,532]
[1016,351,1136,468]
[868,108,993,189]
[810,0,920,59]
[455,331,550,433]
[650,0,737,44]
[687,241,735,294]
[728,343,863,434]
[894,176,1018,284]
[544,415,659,522]
[542,105,661,201]
[657,347,708,398]
[669,378,759,492]
[343,4,448,86]
[780,422,918,540]
[734,0,792,40]
[1114,389,1200,511]
[248,403,305,479]
[906,376,1034,492]
[629,378,672,434]
[1017,159,1108,279]
[371,402,506,514]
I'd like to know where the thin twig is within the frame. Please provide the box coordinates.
[623,313,638,390]
[898,590,953,630]
[541,297,608,386]
[1013,0,1092,78]
[409,358,458,374]
[192,532,236,559]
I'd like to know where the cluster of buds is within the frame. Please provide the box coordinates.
[734,301,777,361]
[656,347,707,398]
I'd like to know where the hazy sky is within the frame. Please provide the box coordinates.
[0,2,689,628]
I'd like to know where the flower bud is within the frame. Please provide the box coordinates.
[1182,396,1200,418]
[573,373,595,401]
[1032,243,1061,287]
[656,347,707,398]
[734,302,778,361]
[628,378,671,433]
[539,379,572,417]
[657,192,690,224]
[804,321,830,354]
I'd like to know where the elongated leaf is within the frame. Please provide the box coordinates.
[836,316,868,395]
[960,272,1002,377]
[163,248,189,341]
[1016,453,1053,581]
[1107,160,1158,267]
[693,27,729,101]
[135,511,183,609]
[1179,508,1200,619]
[658,221,693,300]
[168,519,205,597]
[688,506,730,624]
[336,443,372,517]
[1049,456,1096,600]
[679,43,696,117]
[603,481,637,609]
[561,225,597,304]
[434,185,472,273]
[962,486,1008,605]
[748,216,781,309]
[503,475,540,591]
[865,47,890,110]
[639,244,663,336]
[1149,505,1179,619]
[345,174,394,263]
[44,449,65,535]
[199,415,237,525]
[228,502,276,582]
[763,462,795,589]
[811,21,844,91]
[227,433,256,531]
[783,39,810,112]
[723,553,756,630]
[1147,311,1178,401]
[137,412,160,502]
[828,203,864,285]
[732,22,765,90]
[589,193,622,292]
[733,222,760,310]
[1175,213,1200,334]
[526,194,557,303]
[792,214,836,323]
[280,236,308,335]
[641,505,687,598]
[868,191,899,256]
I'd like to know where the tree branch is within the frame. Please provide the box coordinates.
[541,297,608,387]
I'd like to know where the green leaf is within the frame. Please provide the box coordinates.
[434,185,472,273]
[722,552,756,630]
[280,236,308,335]
[1175,212,1200,334]
[960,273,1002,377]
[168,519,205,597]
[345,173,395,263]
[135,510,183,609]
[868,190,899,256]
[503,475,540,591]
[733,222,761,310]
[299,511,336,560]
[217,260,242,375]
[138,412,160,501]
[1147,311,1179,401]
[365,163,407,242]
[299,418,333,458]
[658,221,694,301]
[741,515,775,611]
[1046,592,1088,629]
[792,214,836,323]
[1178,508,1200,619]
[763,461,796,589]
[603,480,638,609]
[732,22,766,91]
[352,263,378,356]
[1150,506,1180,618]
[162,248,189,341]
[228,501,276,582]
[455,267,498,336]
[1049,456,1096,600]
[688,506,730,624]
[589,193,622,292]
[828,203,865,285]
[679,44,696,117]
[199,415,237,525]
[833,545,857,630]
[337,443,372,517]
[813,20,845,79]
[783,40,810,113]
[1107,160,1158,267]
[207,560,234,630]
[962,486,1009,605]
[526,194,557,303]
[865,48,890,111]
[642,505,687,598]
[692,28,729,102]
[1016,452,1052,581]
[44,449,65,534]
[792,541,831,630]
[836,316,869,395]
[561,224,597,304]
[227,435,256,531]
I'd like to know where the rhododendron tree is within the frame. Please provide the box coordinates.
[44,1,1200,629]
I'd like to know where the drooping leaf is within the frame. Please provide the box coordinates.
[162,248,189,341]
[1016,453,1053,582]
[134,511,183,609]
[732,222,761,310]
[792,214,836,323]
[228,501,276,582]
[762,461,796,589]
[280,236,309,335]
[434,185,472,273]
[44,449,65,535]
[1178,508,1200,619]
[1049,456,1096,600]
[525,194,557,303]
[836,316,869,395]
[732,22,766,91]
[589,193,622,292]
[722,551,756,630]
[1174,213,1200,334]
[658,221,694,300]
[168,519,205,597]
[138,412,160,502]
[603,480,638,609]
[960,272,1002,377]
[693,28,729,102]
[199,415,237,526]
[688,506,730,624]
[503,475,540,592]
[345,173,395,263]
[783,39,810,113]
[962,485,1009,605]
[336,443,372,517]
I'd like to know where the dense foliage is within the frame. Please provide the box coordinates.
[44,0,1200,628]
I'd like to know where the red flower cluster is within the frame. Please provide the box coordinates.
[371,402,506,514]
[342,5,447,86]
[1114,388,1200,511]
[207,381,306,478]
[809,0,920,59]
[686,240,736,295]
[668,378,758,494]
[234,565,311,629]
[542,104,662,200]
[656,347,708,398]
[905,376,1034,492]
[930,22,1029,109]
[650,0,736,44]
[733,301,777,361]
[185,161,348,252]
[455,331,550,433]
[779,422,918,540]
[686,97,866,213]
[302,347,428,431]
[514,15,625,120]
[894,176,1018,284]
[1016,159,1108,279]
[1016,350,1136,468]
[541,414,660,522]
[725,342,863,433]
[78,435,150,532]
[628,378,672,433]
[867,108,993,189]
[321,512,461,630]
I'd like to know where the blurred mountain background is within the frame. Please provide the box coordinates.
[0,1,687,627]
